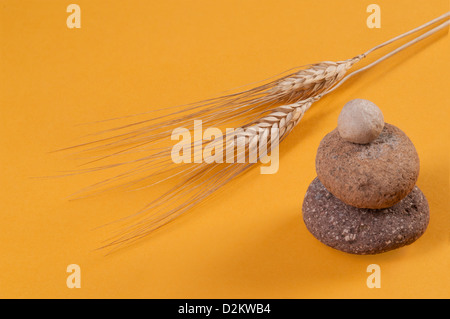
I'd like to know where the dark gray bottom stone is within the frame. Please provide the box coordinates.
[302,177,429,255]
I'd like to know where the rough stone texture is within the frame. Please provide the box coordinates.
[316,123,420,209]
[302,177,429,255]
[337,99,385,144]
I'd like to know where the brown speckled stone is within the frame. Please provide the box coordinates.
[316,123,420,209]
[302,177,429,255]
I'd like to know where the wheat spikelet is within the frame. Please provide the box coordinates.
[60,57,361,164]
[268,59,359,101]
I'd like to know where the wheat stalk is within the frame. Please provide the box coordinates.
[59,12,449,252]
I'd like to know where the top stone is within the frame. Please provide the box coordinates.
[338,99,384,144]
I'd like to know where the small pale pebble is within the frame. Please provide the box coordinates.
[337,99,384,144]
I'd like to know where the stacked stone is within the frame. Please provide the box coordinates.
[302,99,429,255]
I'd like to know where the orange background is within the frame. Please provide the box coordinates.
[0,0,449,298]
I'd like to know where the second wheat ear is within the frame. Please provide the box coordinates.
[59,12,449,252]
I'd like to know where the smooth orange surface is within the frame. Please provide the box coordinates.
[0,0,449,298]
